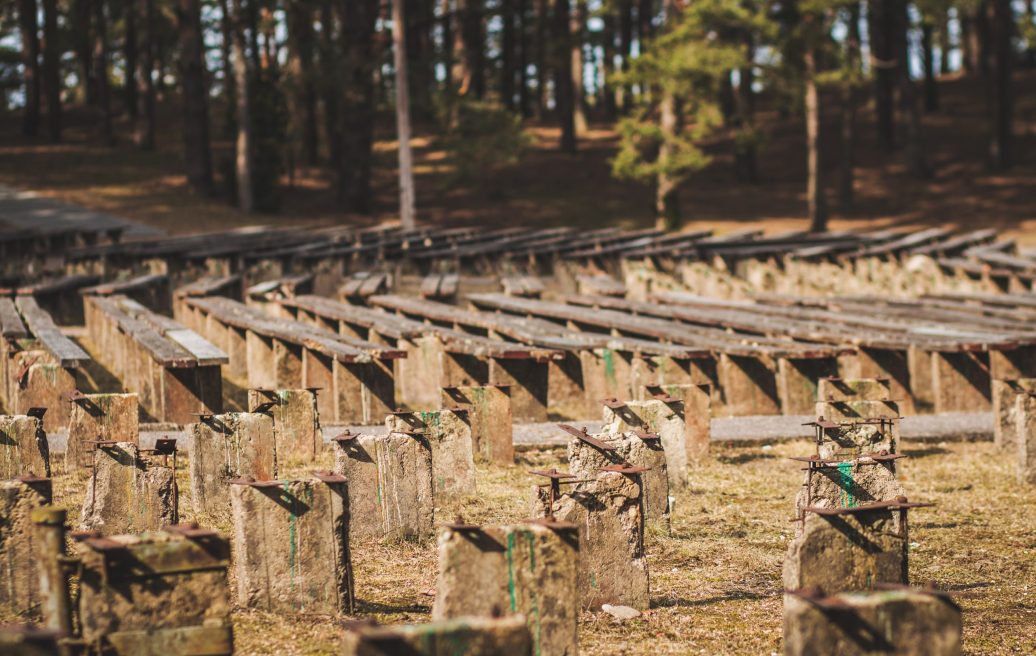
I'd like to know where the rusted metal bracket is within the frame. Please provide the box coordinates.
[632,429,661,441]
[801,497,933,516]
[331,430,358,443]
[26,406,47,421]
[16,355,39,389]
[602,398,626,409]
[440,515,482,532]
[651,392,680,404]
[558,424,616,451]
[601,464,651,475]
[311,470,347,484]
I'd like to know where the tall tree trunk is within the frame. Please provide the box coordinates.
[73,0,96,104]
[17,0,41,137]
[921,21,938,112]
[869,0,895,151]
[406,0,434,122]
[986,0,1013,169]
[535,0,549,118]
[42,0,61,141]
[125,0,139,125]
[338,0,379,212]
[601,6,617,120]
[177,0,214,194]
[217,0,237,138]
[137,0,157,149]
[804,44,827,232]
[456,0,485,98]
[502,0,517,109]
[839,1,862,210]
[894,0,929,177]
[734,60,759,183]
[393,0,417,228]
[553,0,576,152]
[655,0,679,228]
[638,0,653,42]
[230,0,254,211]
[440,0,454,91]
[961,11,980,74]
[571,0,587,135]
[287,0,319,166]
[94,0,114,145]
[938,18,951,75]
[319,3,341,168]
[518,0,532,116]
[619,0,633,113]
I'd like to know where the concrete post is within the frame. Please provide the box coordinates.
[31,506,72,637]
[1,478,52,617]
[603,398,687,487]
[66,393,139,471]
[342,616,532,656]
[386,410,476,497]
[441,385,514,465]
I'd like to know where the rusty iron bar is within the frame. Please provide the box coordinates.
[632,429,661,441]
[557,424,617,451]
[602,397,626,409]
[16,355,39,389]
[311,470,348,484]
[601,464,651,475]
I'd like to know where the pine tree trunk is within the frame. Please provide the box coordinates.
[217,0,236,138]
[804,45,827,232]
[502,0,516,109]
[230,0,254,211]
[518,0,532,116]
[177,0,214,194]
[553,0,577,152]
[869,0,895,151]
[440,0,454,91]
[839,2,861,210]
[338,0,379,212]
[961,11,980,74]
[601,7,617,120]
[42,0,61,141]
[137,0,157,149]
[287,0,319,166]
[406,0,435,122]
[655,0,679,228]
[17,0,41,137]
[392,0,417,228]
[921,22,938,112]
[125,0,139,124]
[74,0,96,104]
[986,0,1013,170]
[320,3,341,168]
[734,61,759,184]
[894,0,929,178]
[571,0,587,135]
[938,19,951,75]
[535,0,549,119]
[457,0,486,99]
[94,0,114,145]
[619,0,633,113]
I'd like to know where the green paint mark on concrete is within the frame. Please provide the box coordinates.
[602,349,616,385]
[837,461,856,508]
[506,531,518,612]
[286,482,298,599]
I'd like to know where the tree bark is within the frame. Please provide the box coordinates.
[535,0,549,118]
[961,11,980,74]
[571,0,588,135]
[42,0,61,141]
[804,43,827,232]
[655,0,679,228]
[921,21,938,112]
[137,0,157,149]
[839,2,861,210]
[217,0,237,138]
[73,0,96,104]
[518,0,532,116]
[734,61,759,183]
[125,0,140,124]
[286,0,319,166]
[938,18,951,75]
[338,0,379,212]
[601,6,617,120]
[392,0,417,228]
[455,0,486,99]
[869,0,895,151]
[894,0,929,178]
[94,0,114,145]
[177,0,214,194]
[985,0,1013,170]
[502,0,517,110]
[406,0,435,122]
[17,0,41,137]
[619,0,633,112]
[553,0,576,152]
[230,0,254,211]
[319,3,341,168]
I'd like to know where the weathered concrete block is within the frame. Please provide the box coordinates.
[79,442,177,534]
[645,383,712,465]
[332,432,434,541]
[604,398,686,488]
[247,388,322,464]
[931,350,991,413]
[0,626,62,656]
[817,378,893,403]
[188,412,276,516]
[343,616,531,656]
[231,476,354,615]
[813,418,898,461]
[1014,393,1036,485]
[77,529,233,650]
[0,415,50,479]
[531,470,649,610]
[993,378,1036,451]
[567,429,670,533]
[10,352,77,432]
[66,393,139,471]
[783,589,962,656]
[489,358,549,423]
[432,523,579,656]
[0,478,52,617]
[794,460,905,529]
[386,410,476,497]
[442,385,514,465]
[784,510,908,595]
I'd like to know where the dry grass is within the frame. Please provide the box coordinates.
[17,437,1034,654]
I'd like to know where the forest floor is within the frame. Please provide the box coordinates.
[20,437,1034,655]
[1,72,1036,243]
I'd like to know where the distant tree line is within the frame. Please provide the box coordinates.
[3,0,1034,228]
